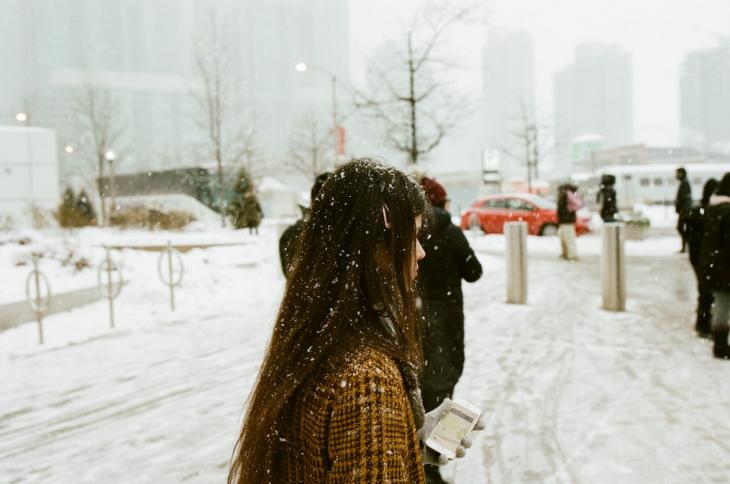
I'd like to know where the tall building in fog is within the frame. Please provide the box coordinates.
[481,29,535,180]
[0,0,349,181]
[554,43,633,173]
[680,41,730,153]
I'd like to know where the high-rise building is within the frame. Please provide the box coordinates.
[554,43,633,174]
[481,29,535,180]
[680,41,730,153]
[0,0,349,183]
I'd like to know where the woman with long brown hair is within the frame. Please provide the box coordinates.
[228,159,430,483]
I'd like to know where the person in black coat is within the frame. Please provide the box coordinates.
[699,172,730,359]
[675,167,693,253]
[685,178,719,338]
[557,183,580,260]
[596,174,618,222]
[417,177,482,408]
[418,177,482,484]
[278,172,331,275]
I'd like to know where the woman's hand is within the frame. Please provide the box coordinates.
[417,397,486,466]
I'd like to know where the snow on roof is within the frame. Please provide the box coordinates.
[257,176,289,192]
[572,133,603,143]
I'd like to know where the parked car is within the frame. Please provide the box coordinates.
[460,193,591,236]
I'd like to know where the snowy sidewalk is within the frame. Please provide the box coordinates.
[448,246,730,483]
[1,231,728,483]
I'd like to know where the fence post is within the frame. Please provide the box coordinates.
[602,223,626,311]
[505,221,528,304]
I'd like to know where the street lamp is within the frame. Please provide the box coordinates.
[294,62,340,159]
[64,145,75,154]
[105,151,117,216]
[15,112,28,123]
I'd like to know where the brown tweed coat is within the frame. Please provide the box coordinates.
[281,345,426,483]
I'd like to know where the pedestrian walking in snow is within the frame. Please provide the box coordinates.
[278,172,331,275]
[685,178,719,339]
[228,159,482,484]
[596,174,618,223]
[417,177,482,484]
[557,183,581,260]
[675,167,693,253]
[699,172,730,360]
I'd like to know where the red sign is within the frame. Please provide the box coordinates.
[336,126,346,156]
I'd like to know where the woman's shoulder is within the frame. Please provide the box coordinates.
[333,345,402,384]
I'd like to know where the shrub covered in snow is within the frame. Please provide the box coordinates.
[109,206,194,230]
[56,188,97,228]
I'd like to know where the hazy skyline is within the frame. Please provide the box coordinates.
[350,0,730,147]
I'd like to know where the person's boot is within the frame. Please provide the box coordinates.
[712,328,730,360]
[695,316,712,340]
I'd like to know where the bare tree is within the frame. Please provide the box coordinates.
[71,83,124,226]
[355,1,482,164]
[193,12,257,227]
[287,112,335,181]
[501,98,554,193]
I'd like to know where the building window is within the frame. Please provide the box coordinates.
[693,177,702,184]
[623,175,632,181]
[640,178,650,186]
[654,178,663,186]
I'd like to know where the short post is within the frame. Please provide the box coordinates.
[25,253,51,344]
[158,241,184,311]
[602,223,626,311]
[106,248,115,327]
[168,242,175,310]
[98,247,123,328]
[505,221,528,304]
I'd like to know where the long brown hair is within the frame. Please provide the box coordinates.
[228,159,427,483]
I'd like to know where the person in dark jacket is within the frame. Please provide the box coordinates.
[278,172,331,275]
[699,173,730,359]
[557,183,580,260]
[675,167,693,253]
[596,174,618,222]
[417,176,482,484]
[685,178,719,338]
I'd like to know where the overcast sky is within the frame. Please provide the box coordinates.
[350,0,730,146]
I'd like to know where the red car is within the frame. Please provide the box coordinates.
[460,193,591,236]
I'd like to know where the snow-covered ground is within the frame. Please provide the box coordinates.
[1,226,728,483]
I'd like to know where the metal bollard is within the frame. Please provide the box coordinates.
[505,221,528,304]
[98,247,123,328]
[158,241,184,311]
[602,223,626,311]
[25,253,51,344]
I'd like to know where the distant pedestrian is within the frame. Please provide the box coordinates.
[228,159,480,484]
[596,174,618,222]
[675,167,692,253]
[243,193,262,234]
[418,177,482,484]
[557,183,581,260]
[699,172,730,360]
[278,172,331,275]
[685,178,719,339]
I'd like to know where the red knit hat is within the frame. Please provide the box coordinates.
[419,177,448,207]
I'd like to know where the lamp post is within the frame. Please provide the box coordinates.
[105,150,117,219]
[295,62,340,160]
